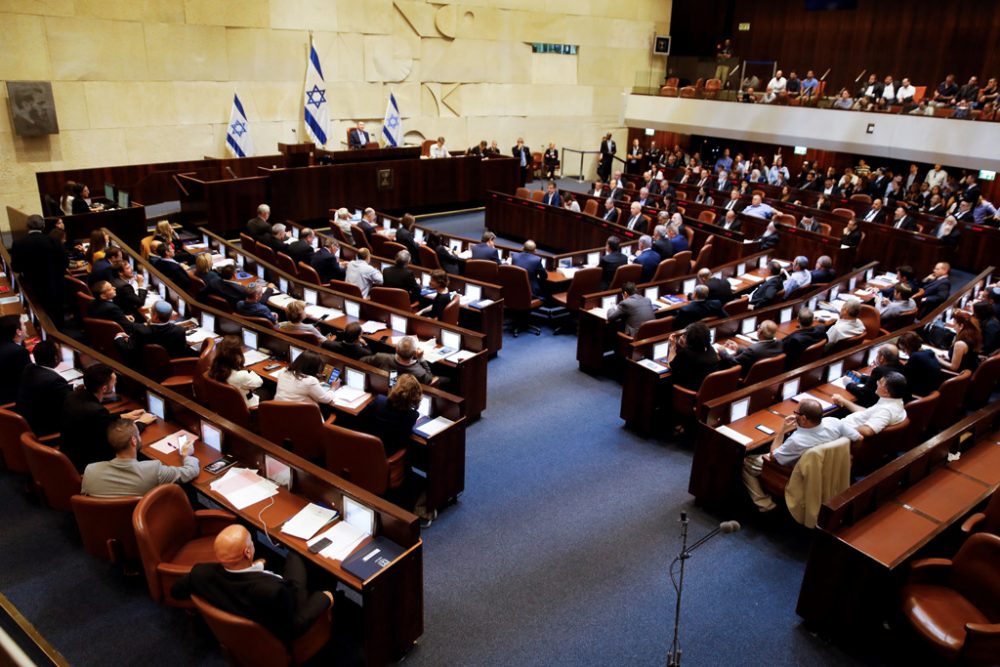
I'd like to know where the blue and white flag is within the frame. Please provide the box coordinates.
[303,37,329,146]
[382,93,402,147]
[226,93,254,157]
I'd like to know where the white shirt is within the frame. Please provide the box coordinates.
[825,318,865,347]
[227,369,263,407]
[842,397,906,435]
[896,84,916,101]
[345,259,383,298]
[773,417,861,466]
[767,76,787,93]
[782,269,812,295]
[429,143,450,159]
[565,200,581,213]
[881,83,895,101]
[274,372,336,405]
[924,169,948,188]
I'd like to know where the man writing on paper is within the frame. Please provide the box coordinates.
[742,398,861,512]
[172,525,334,643]
[81,420,199,497]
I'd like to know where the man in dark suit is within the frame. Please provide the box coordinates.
[541,181,561,207]
[15,340,71,436]
[781,308,829,366]
[246,204,272,243]
[952,200,975,223]
[749,261,784,308]
[60,364,154,472]
[673,285,725,330]
[211,265,253,305]
[606,282,655,336]
[512,138,531,187]
[0,315,30,404]
[236,283,277,323]
[719,209,742,232]
[810,256,836,283]
[651,224,674,260]
[599,236,627,289]
[11,214,68,329]
[890,207,918,231]
[382,250,421,303]
[925,195,947,217]
[310,237,345,284]
[471,231,501,264]
[321,322,371,360]
[357,209,380,245]
[898,331,944,397]
[511,240,547,299]
[347,121,370,149]
[146,301,190,358]
[172,525,334,644]
[258,222,290,255]
[754,222,780,250]
[87,246,123,286]
[920,262,952,310]
[395,214,420,258]
[858,198,886,224]
[153,243,191,291]
[696,268,732,303]
[633,187,654,208]
[89,281,150,337]
[286,228,316,267]
[632,236,661,283]
[624,202,646,231]
[722,189,743,213]
[601,197,620,224]
[109,261,147,320]
[715,170,734,192]
[598,133,616,182]
[720,320,783,373]
[798,216,822,233]
[846,344,908,407]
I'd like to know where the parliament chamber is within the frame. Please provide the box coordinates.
[2,1,1000,666]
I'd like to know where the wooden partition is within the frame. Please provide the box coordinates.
[177,172,270,235]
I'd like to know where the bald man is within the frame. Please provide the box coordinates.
[172,525,333,642]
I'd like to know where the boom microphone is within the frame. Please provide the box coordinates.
[720,520,741,534]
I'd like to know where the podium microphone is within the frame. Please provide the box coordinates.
[854,69,867,83]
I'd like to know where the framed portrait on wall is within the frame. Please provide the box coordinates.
[6,81,59,136]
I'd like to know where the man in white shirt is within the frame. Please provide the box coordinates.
[896,77,916,106]
[742,399,862,511]
[825,300,866,349]
[880,75,896,105]
[345,247,383,298]
[429,136,450,159]
[82,420,200,497]
[924,164,948,189]
[767,70,787,94]
[833,372,908,437]
[781,256,812,295]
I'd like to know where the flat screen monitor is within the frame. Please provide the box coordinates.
[466,284,481,301]
[441,330,461,351]
[242,328,258,350]
[104,183,115,201]
[346,368,365,390]
[117,190,129,208]
[146,391,166,420]
[200,420,223,450]
[201,312,215,332]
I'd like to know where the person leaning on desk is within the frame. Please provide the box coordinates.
[81,419,199,497]
[666,322,720,391]
[606,282,655,337]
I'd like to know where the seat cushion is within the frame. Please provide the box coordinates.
[168,535,219,567]
[902,584,990,658]
[550,292,568,305]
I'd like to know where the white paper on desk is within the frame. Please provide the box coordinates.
[282,503,338,540]
[742,274,765,283]
[791,393,835,412]
[360,321,384,334]
[243,349,269,366]
[727,277,743,287]
[148,430,196,455]
[473,298,495,308]
[445,349,475,363]
[186,329,217,346]
[560,267,579,279]
[267,294,295,308]
[414,415,454,439]
[305,305,341,320]
[58,367,83,382]
[0,296,19,305]
[333,385,367,407]
[830,376,850,388]
[638,359,669,374]
[588,307,608,319]
[311,521,367,561]
[458,249,472,260]
[210,468,279,510]
[736,334,756,344]
[716,425,753,445]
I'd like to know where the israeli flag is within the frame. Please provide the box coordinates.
[303,38,329,146]
[226,93,254,157]
[382,93,402,147]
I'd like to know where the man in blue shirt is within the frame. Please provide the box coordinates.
[743,194,776,220]
[667,225,688,254]
[801,70,819,98]
[713,148,733,173]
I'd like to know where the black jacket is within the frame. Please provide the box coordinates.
[0,341,31,404]
[60,388,119,471]
[111,278,147,319]
[10,231,68,304]
[749,276,783,308]
[704,277,733,303]
[382,266,421,302]
[903,349,945,397]
[846,362,908,407]
[395,227,420,259]
[88,298,149,337]
[309,249,346,284]
[286,239,314,267]
[361,395,418,456]
[155,258,191,291]
[670,347,720,391]
[781,325,828,366]
[16,364,71,436]
[673,299,725,330]
[726,339,785,372]
[599,251,628,289]
[146,322,191,358]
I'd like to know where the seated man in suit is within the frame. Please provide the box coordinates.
[781,256,812,296]
[674,285,725,330]
[825,300,866,349]
[742,398,862,512]
[719,209,742,232]
[246,204,271,243]
[859,198,886,224]
[348,121,370,149]
[845,344,907,408]
[172,525,334,644]
[89,280,151,337]
[146,300,191,358]
[890,206,918,231]
[749,261,784,309]
[598,236,627,289]
[382,250,421,303]
[932,215,961,246]
[0,315,31,405]
[258,223,290,255]
[634,187,654,208]
[15,340,71,436]
[87,246,123,286]
[358,208,380,245]
[797,216,821,233]
[897,331,944,397]
[651,224,673,260]
[60,364,155,472]
[82,419,199,497]
[321,321,371,360]
[512,240,547,299]
[754,221,780,249]
[471,231,501,264]
[362,336,434,385]
[718,320,783,373]
[920,262,952,310]
[236,282,277,323]
[601,197,620,224]
[696,268,733,304]
[666,224,688,254]
[110,260,147,320]
[153,242,191,291]
[287,227,316,267]
[631,235,660,283]
[395,214,421,259]
[310,236,346,284]
[781,307,828,366]
[541,181,561,207]
[810,255,835,284]
[624,202,646,231]
[212,264,253,305]
[722,188,743,212]
[606,282,655,336]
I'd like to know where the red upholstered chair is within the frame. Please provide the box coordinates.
[133,484,237,606]
[440,295,460,325]
[192,594,333,667]
[20,432,80,511]
[551,267,602,313]
[609,263,642,290]
[857,305,881,339]
[723,296,749,317]
[583,199,599,217]
[205,293,234,313]
[659,85,679,98]
[418,246,442,270]
[930,370,972,432]
[71,495,141,566]
[329,279,364,299]
[254,244,276,265]
[240,233,256,251]
[281,328,323,345]
[515,187,531,200]
[831,207,855,221]
[383,241,407,258]
[671,250,692,275]
[900,533,1000,664]
[350,225,371,251]
[82,317,126,363]
[369,286,413,312]
[297,261,322,286]
[530,189,545,202]
[258,400,330,461]
[691,244,713,272]
[616,316,674,359]
[794,340,827,369]
[464,259,499,284]
[850,418,911,475]
[672,366,741,425]
[322,422,406,497]
[498,264,542,336]
[0,407,47,475]
[966,355,1000,409]
[961,492,1000,537]
[850,193,872,204]
[698,210,716,224]
[276,252,298,278]
[141,341,199,387]
[651,259,676,282]
[742,353,786,386]
[703,78,722,100]
[200,375,254,430]
[679,86,697,98]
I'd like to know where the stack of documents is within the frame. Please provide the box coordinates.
[414,416,454,439]
[267,293,296,309]
[727,277,744,288]
[790,392,836,412]
[333,385,368,408]
[588,307,608,319]
[560,267,580,279]
[243,349,270,366]
[637,359,669,374]
[281,503,338,540]
[185,328,217,345]
[305,305,342,320]
[209,468,279,510]
[360,321,385,334]
[308,521,368,561]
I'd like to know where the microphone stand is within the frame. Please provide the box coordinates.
[666,512,689,667]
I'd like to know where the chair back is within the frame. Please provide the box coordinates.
[609,263,642,290]
[20,432,80,511]
[369,233,389,258]
[816,222,832,235]
[258,401,326,460]
[583,199,599,216]
[515,187,531,200]
[665,77,679,88]
[851,417,910,475]
[418,246,442,270]
[696,366,741,414]
[827,333,863,355]
[242,315,276,330]
[192,338,217,401]
[723,296,749,316]
[254,244,276,265]
[743,353,787,386]
[465,259,499,283]
[679,86,697,98]
[497,265,535,310]
[703,78,722,99]
[880,309,917,332]
[82,317,125,362]
[188,273,207,296]
[140,235,154,259]
[565,268,603,313]
[323,422,391,495]
[205,293,234,313]
[632,316,675,342]
[652,259,676,282]
[297,261,322,286]
[849,193,872,204]
[785,437,852,528]
[420,139,434,156]
[329,279,364,299]
[240,232,256,250]
[275,252,298,277]
[774,213,797,227]
[0,408,32,474]
[530,190,545,203]
[369,286,413,311]
[201,375,253,429]
[133,484,198,602]
[350,225,371,250]
[384,241,407,258]
[797,340,827,368]
[831,207,855,221]
[950,533,1000,621]
[930,370,971,431]
[697,210,716,224]
[858,305,881,339]
[281,328,323,345]
[191,595,293,667]
[71,495,141,565]
[141,343,175,382]
[904,391,940,444]
[692,244,713,272]
[659,85,679,97]
[966,354,1000,408]
[671,250,692,275]
[441,295,461,325]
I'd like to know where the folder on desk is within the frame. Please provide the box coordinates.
[790,392,836,412]
[414,416,454,439]
[342,537,405,581]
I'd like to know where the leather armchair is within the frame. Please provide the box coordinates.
[323,422,406,497]
[258,400,333,461]
[20,432,80,511]
[71,494,141,566]
[962,493,1000,537]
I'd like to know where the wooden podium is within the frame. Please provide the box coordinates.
[277,142,315,168]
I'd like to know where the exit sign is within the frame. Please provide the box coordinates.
[738,22,751,31]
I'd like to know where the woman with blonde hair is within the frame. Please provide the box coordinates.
[277,300,324,342]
